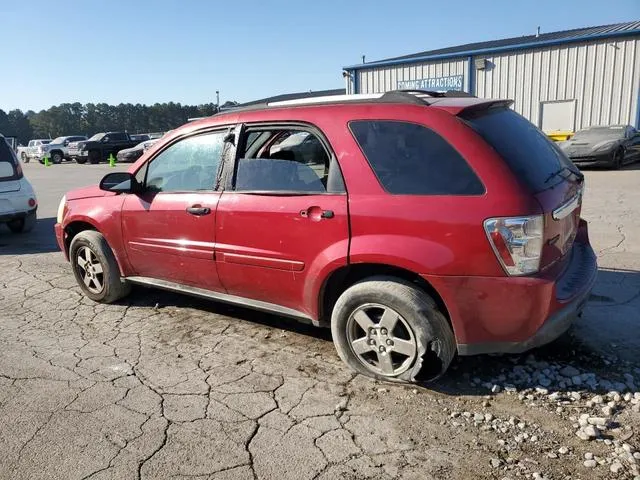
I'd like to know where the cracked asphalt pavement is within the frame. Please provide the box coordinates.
[0,162,639,480]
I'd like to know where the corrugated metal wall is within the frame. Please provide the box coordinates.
[356,58,469,95]
[475,37,640,129]
[353,36,640,129]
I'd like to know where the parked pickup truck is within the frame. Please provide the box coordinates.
[23,139,52,162]
[67,132,139,164]
[35,135,87,164]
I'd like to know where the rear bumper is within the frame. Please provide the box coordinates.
[457,242,596,355]
[0,206,37,223]
[424,224,597,356]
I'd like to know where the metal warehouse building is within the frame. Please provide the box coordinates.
[343,21,640,131]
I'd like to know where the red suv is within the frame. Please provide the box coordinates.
[54,91,597,382]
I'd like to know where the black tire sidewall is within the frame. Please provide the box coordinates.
[88,151,100,164]
[52,152,63,164]
[331,277,455,383]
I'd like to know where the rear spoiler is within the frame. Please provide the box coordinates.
[456,99,514,117]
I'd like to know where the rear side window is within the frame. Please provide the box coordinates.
[109,133,128,141]
[0,139,19,181]
[464,108,575,192]
[349,120,484,195]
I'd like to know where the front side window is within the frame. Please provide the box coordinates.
[349,120,484,195]
[234,128,342,193]
[145,132,225,193]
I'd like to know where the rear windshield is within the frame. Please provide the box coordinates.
[0,139,19,181]
[464,108,576,192]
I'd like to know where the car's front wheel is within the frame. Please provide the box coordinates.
[331,276,456,383]
[7,211,36,234]
[52,152,63,164]
[612,149,624,170]
[21,152,28,163]
[70,230,131,303]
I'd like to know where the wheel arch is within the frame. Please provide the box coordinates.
[64,219,127,276]
[318,263,455,336]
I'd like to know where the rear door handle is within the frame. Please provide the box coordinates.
[186,206,211,216]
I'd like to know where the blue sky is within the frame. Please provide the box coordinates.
[2,0,638,111]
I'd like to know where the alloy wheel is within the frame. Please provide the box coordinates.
[75,246,105,294]
[346,303,418,377]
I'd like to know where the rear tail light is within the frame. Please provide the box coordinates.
[484,215,544,276]
[28,198,36,207]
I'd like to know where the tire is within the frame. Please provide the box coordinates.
[612,149,623,170]
[69,230,131,303]
[75,157,87,165]
[88,150,101,164]
[331,276,456,383]
[52,151,63,164]
[21,152,28,163]
[7,211,36,234]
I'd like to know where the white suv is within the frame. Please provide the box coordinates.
[1,135,37,233]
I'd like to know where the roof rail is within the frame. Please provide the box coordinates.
[267,93,383,107]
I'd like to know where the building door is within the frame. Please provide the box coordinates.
[540,100,576,133]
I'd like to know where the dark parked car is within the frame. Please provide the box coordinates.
[54,90,596,382]
[559,125,640,169]
[67,132,139,164]
[117,139,159,163]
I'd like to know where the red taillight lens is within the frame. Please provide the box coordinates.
[28,198,36,207]
[484,215,544,276]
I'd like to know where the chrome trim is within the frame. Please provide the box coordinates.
[552,188,582,220]
[126,276,313,322]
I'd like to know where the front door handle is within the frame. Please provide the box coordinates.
[186,206,211,216]
[300,207,334,220]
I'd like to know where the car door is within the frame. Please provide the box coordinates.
[215,124,349,317]
[121,130,226,290]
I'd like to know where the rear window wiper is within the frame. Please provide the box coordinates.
[544,166,584,184]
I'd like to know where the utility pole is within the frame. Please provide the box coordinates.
[216,91,220,111]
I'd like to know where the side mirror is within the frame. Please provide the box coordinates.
[99,172,138,193]
[101,137,110,143]
[63,140,69,146]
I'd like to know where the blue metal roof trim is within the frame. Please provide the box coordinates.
[345,21,640,71]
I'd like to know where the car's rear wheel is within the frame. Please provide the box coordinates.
[7,211,36,234]
[52,152,63,164]
[70,230,131,303]
[88,150,101,164]
[331,276,456,383]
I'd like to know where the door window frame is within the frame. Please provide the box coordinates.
[222,122,347,196]
[133,126,232,194]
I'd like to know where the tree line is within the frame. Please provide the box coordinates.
[0,101,238,145]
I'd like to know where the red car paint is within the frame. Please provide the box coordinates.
[55,97,597,354]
